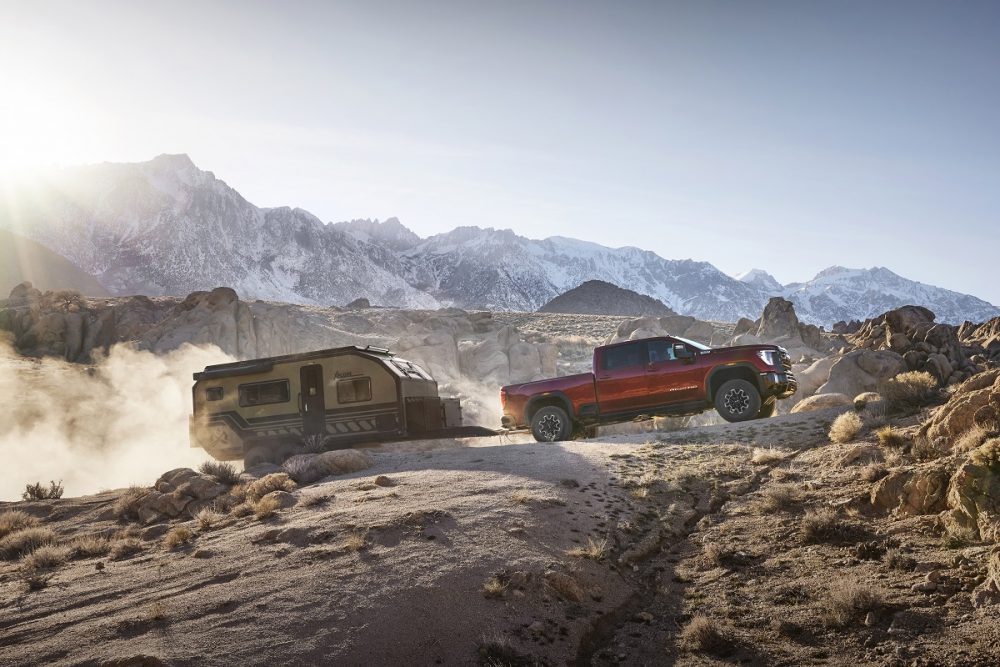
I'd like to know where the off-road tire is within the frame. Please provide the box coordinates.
[756,397,778,419]
[715,379,762,423]
[531,406,573,442]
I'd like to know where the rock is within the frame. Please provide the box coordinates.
[394,331,460,382]
[794,355,841,397]
[139,287,257,358]
[790,393,852,414]
[919,369,1000,446]
[262,490,296,509]
[508,343,543,383]
[346,297,370,309]
[733,317,756,337]
[840,445,882,466]
[941,439,1000,542]
[373,475,395,487]
[543,570,585,602]
[756,297,801,340]
[871,463,951,516]
[315,449,375,477]
[818,349,907,398]
[854,392,881,410]
[925,354,954,385]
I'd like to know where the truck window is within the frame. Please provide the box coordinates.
[603,342,645,370]
[337,377,372,403]
[647,340,676,363]
[205,387,223,401]
[238,380,290,407]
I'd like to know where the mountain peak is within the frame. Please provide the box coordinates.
[735,268,783,293]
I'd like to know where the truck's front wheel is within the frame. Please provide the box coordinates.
[715,379,762,423]
[531,406,573,442]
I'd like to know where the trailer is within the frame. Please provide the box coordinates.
[190,345,495,466]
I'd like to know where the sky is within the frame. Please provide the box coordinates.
[1,0,998,301]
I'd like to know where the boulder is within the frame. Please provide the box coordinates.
[394,331,460,382]
[508,343,543,383]
[262,490,297,509]
[133,467,231,523]
[940,439,1000,542]
[755,297,800,341]
[733,317,756,337]
[919,369,1000,446]
[870,463,951,516]
[795,355,841,397]
[818,349,907,398]
[315,449,375,476]
[140,287,258,358]
[790,393,852,414]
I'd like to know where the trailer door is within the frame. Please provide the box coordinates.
[299,364,326,437]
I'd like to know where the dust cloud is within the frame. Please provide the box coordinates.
[0,341,235,500]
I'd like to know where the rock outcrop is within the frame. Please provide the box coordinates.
[918,369,1000,448]
[133,468,230,524]
[870,463,951,516]
[817,349,908,398]
[940,439,1000,542]
[728,297,835,359]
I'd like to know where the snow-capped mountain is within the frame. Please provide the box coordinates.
[1,154,997,326]
[734,268,783,294]
[782,266,1000,326]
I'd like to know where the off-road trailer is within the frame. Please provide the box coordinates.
[190,345,495,466]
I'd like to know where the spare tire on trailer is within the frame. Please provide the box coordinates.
[531,405,573,442]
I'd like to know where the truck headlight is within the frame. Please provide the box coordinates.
[757,350,778,367]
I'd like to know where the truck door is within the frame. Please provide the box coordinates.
[595,341,652,414]
[646,340,703,405]
[299,364,327,437]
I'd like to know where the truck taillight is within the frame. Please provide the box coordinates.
[500,388,507,409]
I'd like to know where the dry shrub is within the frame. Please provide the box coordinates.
[829,412,864,444]
[879,371,937,414]
[800,508,850,543]
[912,435,948,462]
[0,510,40,539]
[861,463,888,483]
[876,426,906,449]
[510,490,533,505]
[68,535,111,559]
[231,501,254,518]
[343,531,367,552]
[163,526,194,550]
[477,633,531,667]
[822,581,883,627]
[482,575,507,599]
[113,485,152,520]
[970,438,1000,470]
[20,568,54,591]
[246,473,296,502]
[198,460,240,485]
[147,601,169,622]
[759,483,803,513]
[0,527,57,560]
[22,480,64,501]
[679,614,733,656]
[22,544,69,570]
[110,538,143,561]
[884,548,916,571]
[954,425,989,454]
[751,447,788,465]
[567,537,607,560]
[252,495,282,520]
[298,492,332,508]
[196,508,223,531]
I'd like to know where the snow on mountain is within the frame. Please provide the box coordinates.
[783,266,1000,326]
[734,268,783,294]
[2,155,997,326]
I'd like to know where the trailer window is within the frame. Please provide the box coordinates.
[238,380,290,407]
[205,387,224,401]
[337,377,372,403]
[602,342,645,370]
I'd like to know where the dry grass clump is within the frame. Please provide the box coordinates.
[912,435,948,462]
[195,508,224,531]
[829,411,864,444]
[751,447,788,465]
[970,438,1000,471]
[163,526,194,550]
[343,531,367,552]
[68,535,111,559]
[298,492,332,508]
[198,460,241,485]
[511,490,534,505]
[251,495,282,520]
[22,480,64,501]
[482,575,507,599]
[110,537,143,560]
[567,537,607,560]
[230,501,254,518]
[876,426,906,449]
[20,568,55,591]
[861,463,888,483]
[246,473,296,502]
[113,485,152,520]
[0,527,57,560]
[758,483,803,513]
[884,548,917,571]
[879,371,937,414]
[822,581,884,627]
[679,614,734,656]
[954,425,989,454]
[21,544,69,570]
[0,510,40,539]
[800,508,850,543]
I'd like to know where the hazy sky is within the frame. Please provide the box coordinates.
[1,1,998,301]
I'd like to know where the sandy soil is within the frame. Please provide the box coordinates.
[3,406,998,666]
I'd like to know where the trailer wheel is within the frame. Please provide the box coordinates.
[756,397,777,419]
[531,405,573,442]
[714,379,762,423]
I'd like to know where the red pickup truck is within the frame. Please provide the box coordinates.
[500,336,796,441]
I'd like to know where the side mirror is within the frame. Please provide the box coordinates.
[675,346,695,363]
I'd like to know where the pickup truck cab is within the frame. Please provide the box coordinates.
[500,336,796,442]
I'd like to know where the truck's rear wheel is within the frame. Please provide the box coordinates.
[531,406,573,442]
[715,379,762,423]
[757,397,777,419]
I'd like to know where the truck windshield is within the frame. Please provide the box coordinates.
[672,336,711,351]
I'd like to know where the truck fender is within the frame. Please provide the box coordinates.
[705,363,763,401]
[525,391,575,422]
